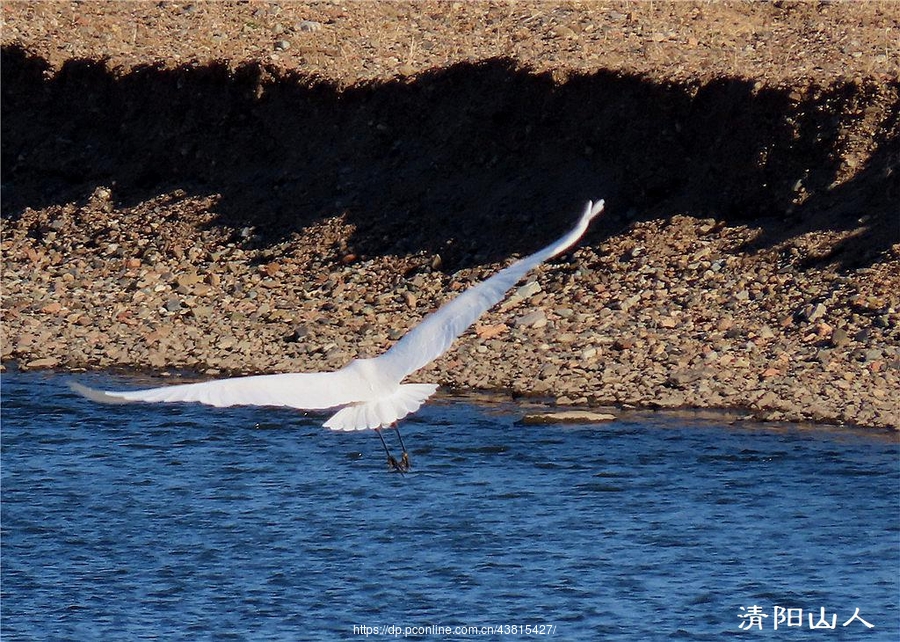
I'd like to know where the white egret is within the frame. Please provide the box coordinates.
[72,199,605,471]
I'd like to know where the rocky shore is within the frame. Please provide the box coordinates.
[4,185,898,429]
[2,2,898,429]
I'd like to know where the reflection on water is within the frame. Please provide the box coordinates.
[2,370,898,640]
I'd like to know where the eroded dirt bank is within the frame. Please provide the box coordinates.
[2,1,898,429]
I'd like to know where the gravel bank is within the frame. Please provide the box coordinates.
[2,2,898,429]
[4,188,898,429]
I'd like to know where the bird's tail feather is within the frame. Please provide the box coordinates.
[324,383,438,431]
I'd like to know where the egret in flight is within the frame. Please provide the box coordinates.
[73,199,605,471]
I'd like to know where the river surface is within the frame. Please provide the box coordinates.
[2,370,898,640]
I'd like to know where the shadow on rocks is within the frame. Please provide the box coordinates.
[2,45,897,270]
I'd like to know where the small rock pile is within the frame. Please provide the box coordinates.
[3,188,898,430]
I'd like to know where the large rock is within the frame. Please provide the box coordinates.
[521,410,616,425]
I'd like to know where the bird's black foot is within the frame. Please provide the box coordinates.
[377,426,410,474]
[386,453,410,473]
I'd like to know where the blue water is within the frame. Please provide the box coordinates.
[1,370,898,640]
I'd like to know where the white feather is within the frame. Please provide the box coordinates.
[71,200,604,430]
[376,199,605,381]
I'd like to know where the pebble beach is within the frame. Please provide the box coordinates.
[2,1,898,429]
[5,187,898,429]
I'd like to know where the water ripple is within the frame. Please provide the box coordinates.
[2,370,898,640]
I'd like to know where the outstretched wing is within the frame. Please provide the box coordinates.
[70,367,370,411]
[374,199,604,382]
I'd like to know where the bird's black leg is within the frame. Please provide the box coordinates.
[376,428,404,474]
[394,423,410,472]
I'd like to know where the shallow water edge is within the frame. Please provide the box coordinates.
[5,363,898,437]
